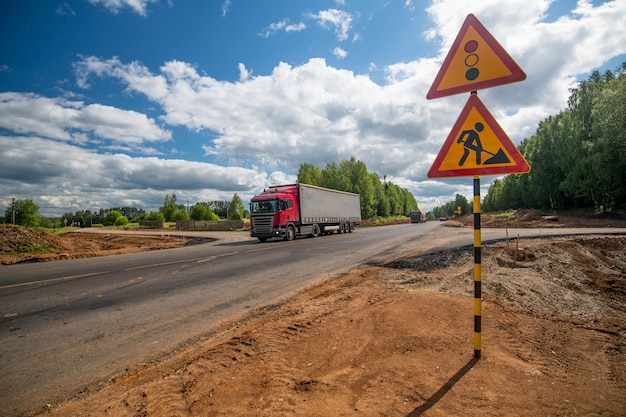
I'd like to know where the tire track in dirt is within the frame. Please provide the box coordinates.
[33,236,626,416]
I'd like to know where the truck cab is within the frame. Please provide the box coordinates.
[250,185,300,241]
[409,210,426,223]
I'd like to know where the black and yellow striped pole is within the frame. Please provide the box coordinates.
[424,12,530,360]
[473,176,482,358]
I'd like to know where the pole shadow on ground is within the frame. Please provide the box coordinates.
[407,356,480,416]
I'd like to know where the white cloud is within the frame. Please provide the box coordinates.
[221,0,231,17]
[74,56,170,101]
[260,19,306,38]
[0,92,171,147]
[55,3,76,16]
[285,22,306,33]
[309,9,354,41]
[238,63,251,81]
[88,0,157,16]
[332,47,348,60]
[0,135,267,214]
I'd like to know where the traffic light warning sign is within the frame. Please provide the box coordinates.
[426,14,526,99]
[427,94,530,178]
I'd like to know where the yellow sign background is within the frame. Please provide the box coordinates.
[437,107,516,171]
[437,27,514,91]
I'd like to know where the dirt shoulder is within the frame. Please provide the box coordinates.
[451,208,626,229]
[0,225,207,265]
[15,220,624,416]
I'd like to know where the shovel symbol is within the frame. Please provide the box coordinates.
[457,122,511,166]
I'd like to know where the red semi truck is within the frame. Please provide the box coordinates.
[249,184,361,242]
[409,210,426,223]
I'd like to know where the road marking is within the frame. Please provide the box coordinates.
[0,271,113,290]
[0,245,276,290]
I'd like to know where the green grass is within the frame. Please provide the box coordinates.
[49,227,81,235]
[1,242,57,255]
[490,210,516,219]
[368,215,410,225]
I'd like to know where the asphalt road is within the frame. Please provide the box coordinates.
[1,223,625,416]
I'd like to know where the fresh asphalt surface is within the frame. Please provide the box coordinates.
[1,223,625,416]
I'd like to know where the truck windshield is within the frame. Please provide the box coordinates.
[251,199,278,214]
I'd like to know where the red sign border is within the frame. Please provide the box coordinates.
[426,14,527,100]
[427,94,531,178]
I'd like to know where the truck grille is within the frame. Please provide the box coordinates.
[252,215,274,235]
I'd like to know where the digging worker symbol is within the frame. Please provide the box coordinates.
[456,122,511,166]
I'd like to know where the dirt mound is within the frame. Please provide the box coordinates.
[513,208,543,222]
[35,235,626,417]
[0,224,65,252]
[386,235,626,317]
[453,210,626,228]
[0,225,195,265]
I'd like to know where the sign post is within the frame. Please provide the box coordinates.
[426,14,530,358]
[473,175,482,358]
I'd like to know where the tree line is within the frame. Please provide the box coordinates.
[429,194,471,220]
[483,64,626,213]
[3,194,247,228]
[297,157,418,218]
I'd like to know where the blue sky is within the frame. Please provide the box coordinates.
[1,0,625,216]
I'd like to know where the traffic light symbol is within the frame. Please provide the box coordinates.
[464,40,479,81]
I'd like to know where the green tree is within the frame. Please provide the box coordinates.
[228,193,245,220]
[296,157,420,219]
[104,210,121,226]
[5,199,40,227]
[592,70,626,209]
[190,204,219,221]
[322,162,351,191]
[482,65,626,213]
[112,207,146,222]
[454,193,471,215]
[385,183,403,215]
[483,178,503,212]
[341,157,376,218]
[297,162,324,186]
[38,216,53,228]
[208,201,229,218]
[160,194,178,222]
[174,209,189,221]
[114,215,129,226]
[146,211,165,222]
[402,189,418,216]
[92,208,107,225]
[372,173,390,217]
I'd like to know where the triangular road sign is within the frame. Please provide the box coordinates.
[427,14,526,99]
[427,94,530,178]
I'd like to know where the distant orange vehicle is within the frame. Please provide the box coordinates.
[409,210,426,223]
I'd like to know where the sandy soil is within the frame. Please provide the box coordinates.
[2,214,626,416]
[0,225,200,265]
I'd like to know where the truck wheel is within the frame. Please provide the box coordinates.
[311,224,320,237]
[348,223,354,233]
[285,226,295,241]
